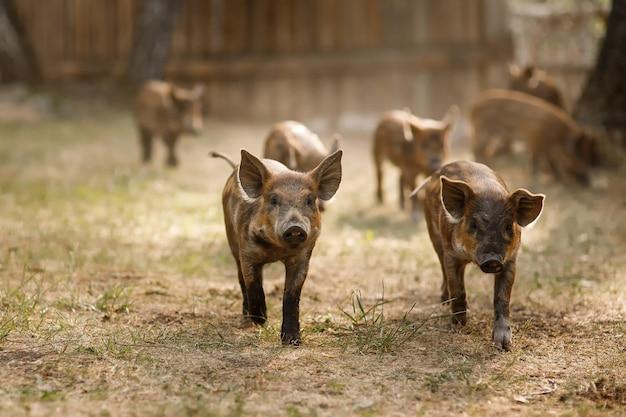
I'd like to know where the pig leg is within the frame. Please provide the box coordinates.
[424,216,449,302]
[164,134,179,167]
[374,154,384,204]
[493,261,516,350]
[398,173,406,210]
[443,254,468,325]
[546,151,563,182]
[139,127,153,163]
[434,248,450,303]
[408,174,420,220]
[281,256,311,345]
[242,262,267,325]
[235,260,249,318]
[530,151,542,181]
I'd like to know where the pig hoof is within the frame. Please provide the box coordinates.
[247,314,266,325]
[451,312,467,326]
[440,293,451,304]
[240,317,255,328]
[281,332,301,346]
[166,158,178,167]
[492,325,512,351]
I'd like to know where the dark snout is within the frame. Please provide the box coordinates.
[478,255,504,274]
[282,225,308,246]
[429,157,443,172]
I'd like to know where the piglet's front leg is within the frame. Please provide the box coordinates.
[281,255,311,345]
[493,260,516,351]
[242,262,267,325]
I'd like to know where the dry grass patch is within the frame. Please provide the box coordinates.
[0,99,624,416]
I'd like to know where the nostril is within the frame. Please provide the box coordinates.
[480,260,504,274]
[283,226,307,243]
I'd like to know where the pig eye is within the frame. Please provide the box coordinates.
[269,195,279,206]
[504,223,514,236]
[305,195,315,208]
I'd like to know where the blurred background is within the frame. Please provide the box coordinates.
[0,0,614,133]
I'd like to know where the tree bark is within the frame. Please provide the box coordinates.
[0,0,38,83]
[574,0,626,138]
[127,0,182,84]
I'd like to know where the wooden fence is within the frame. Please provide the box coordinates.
[13,0,513,128]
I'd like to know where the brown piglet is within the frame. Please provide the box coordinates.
[508,64,565,109]
[373,108,456,218]
[415,160,544,350]
[263,121,340,211]
[471,90,594,185]
[210,149,342,345]
[135,80,204,167]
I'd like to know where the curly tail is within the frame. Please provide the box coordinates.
[209,151,237,169]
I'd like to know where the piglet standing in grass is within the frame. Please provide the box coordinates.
[135,80,204,167]
[414,161,544,350]
[372,107,456,219]
[210,149,342,345]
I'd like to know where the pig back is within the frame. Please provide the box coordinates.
[264,121,328,172]
[135,81,182,136]
[509,72,564,108]
[373,110,414,167]
[471,90,577,150]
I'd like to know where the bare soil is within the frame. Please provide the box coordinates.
[0,102,624,417]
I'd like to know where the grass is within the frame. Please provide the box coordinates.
[0,97,624,416]
[339,287,429,354]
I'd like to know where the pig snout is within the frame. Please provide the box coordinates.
[429,157,443,171]
[184,117,203,135]
[282,225,308,246]
[478,255,504,274]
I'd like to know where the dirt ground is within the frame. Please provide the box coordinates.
[0,96,624,417]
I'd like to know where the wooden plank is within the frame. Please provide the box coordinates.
[166,41,511,79]
[274,0,293,53]
[117,0,135,60]
[316,0,336,52]
[250,0,270,53]
[209,0,224,55]
[225,0,247,55]
[293,0,314,52]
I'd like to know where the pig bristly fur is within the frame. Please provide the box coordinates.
[422,160,544,350]
[216,149,342,345]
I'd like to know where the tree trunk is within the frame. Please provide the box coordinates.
[574,0,626,138]
[0,0,38,83]
[127,0,182,84]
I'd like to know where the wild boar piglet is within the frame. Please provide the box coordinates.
[135,80,204,167]
[373,107,456,218]
[210,149,343,345]
[416,160,544,350]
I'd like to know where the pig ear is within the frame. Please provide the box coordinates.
[440,176,474,222]
[441,105,459,132]
[329,134,341,153]
[522,65,535,79]
[192,84,205,99]
[311,150,342,201]
[408,123,421,142]
[508,63,520,77]
[238,149,270,199]
[510,189,545,227]
[171,87,190,104]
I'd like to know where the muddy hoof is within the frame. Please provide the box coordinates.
[281,332,301,346]
[492,322,512,351]
[451,311,467,326]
